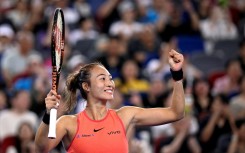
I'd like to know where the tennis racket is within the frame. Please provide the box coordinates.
[48,8,65,139]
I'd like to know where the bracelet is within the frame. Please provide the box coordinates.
[42,112,50,125]
[170,69,183,81]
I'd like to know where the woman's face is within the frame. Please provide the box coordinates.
[227,61,242,80]
[18,123,34,141]
[88,66,115,102]
[194,80,209,96]
[122,61,138,80]
[13,91,30,112]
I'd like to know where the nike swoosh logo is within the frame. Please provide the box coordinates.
[94,127,104,132]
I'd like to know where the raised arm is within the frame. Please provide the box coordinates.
[118,49,185,127]
[35,90,67,152]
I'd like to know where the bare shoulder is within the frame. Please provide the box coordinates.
[57,114,78,127]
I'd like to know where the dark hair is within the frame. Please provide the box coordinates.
[10,89,29,99]
[16,122,35,153]
[239,38,245,48]
[79,16,92,26]
[224,59,239,70]
[215,93,229,104]
[235,118,245,129]
[192,77,213,112]
[64,62,104,112]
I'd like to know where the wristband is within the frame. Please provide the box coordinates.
[170,69,183,81]
[42,112,50,125]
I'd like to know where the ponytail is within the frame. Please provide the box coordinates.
[63,70,80,112]
[63,62,104,112]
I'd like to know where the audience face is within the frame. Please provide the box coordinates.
[16,0,29,12]
[81,18,94,31]
[0,36,12,49]
[12,91,31,113]
[17,31,34,54]
[139,27,155,50]
[199,0,211,9]
[149,79,165,96]
[107,38,122,56]
[226,60,242,81]
[18,122,34,142]
[211,95,224,113]
[122,9,136,23]
[122,60,139,81]
[194,79,210,97]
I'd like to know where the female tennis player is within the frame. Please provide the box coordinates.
[35,49,185,153]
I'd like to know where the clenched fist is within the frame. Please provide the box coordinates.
[168,49,184,71]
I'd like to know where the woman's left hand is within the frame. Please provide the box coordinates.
[168,49,184,71]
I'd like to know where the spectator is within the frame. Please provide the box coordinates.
[200,5,238,41]
[0,90,38,141]
[109,1,143,41]
[227,119,245,153]
[158,116,201,153]
[199,5,238,52]
[158,0,200,42]
[145,42,173,82]
[136,0,171,27]
[69,16,98,46]
[53,0,79,29]
[66,54,88,73]
[199,94,235,153]
[1,31,38,88]
[154,88,201,153]
[115,59,149,95]
[142,79,167,108]
[93,0,120,33]
[6,0,31,30]
[197,0,213,20]
[229,75,245,119]
[212,59,242,98]
[192,78,213,123]
[95,35,126,78]
[73,0,91,17]
[70,16,99,60]
[0,24,14,85]
[214,118,245,153]
[128,26,161,68]
[0,122,35,153]
[0,24,14,53]
[11,53,49,116]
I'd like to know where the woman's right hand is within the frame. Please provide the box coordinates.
[44,90,61,114]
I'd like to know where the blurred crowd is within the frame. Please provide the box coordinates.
[0,0,245,153]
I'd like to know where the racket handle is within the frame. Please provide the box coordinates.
[48,108,57,139]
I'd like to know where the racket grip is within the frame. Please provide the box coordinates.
[48,108,57,139]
